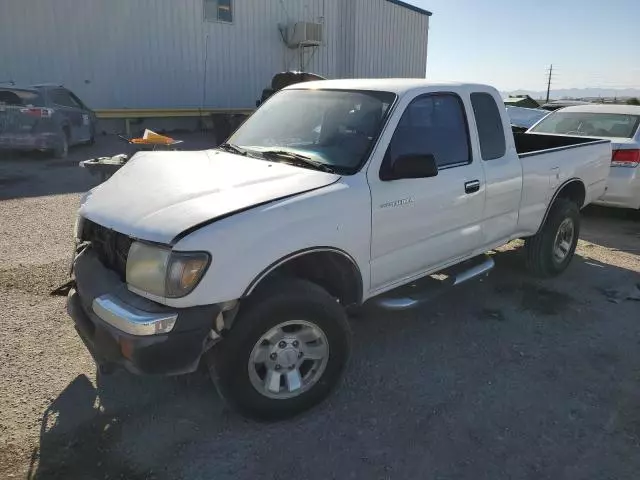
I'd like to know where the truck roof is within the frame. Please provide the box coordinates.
[285,78,496,96]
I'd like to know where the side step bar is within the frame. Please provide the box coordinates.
[372,255,495,311]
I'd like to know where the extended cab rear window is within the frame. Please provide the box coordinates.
[531,111,640,139]
[0,88,44,107]
[471,92,506,160]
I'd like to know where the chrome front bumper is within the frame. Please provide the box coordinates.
[92,295,178,336]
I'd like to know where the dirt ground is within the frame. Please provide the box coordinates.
[1,136,639,479]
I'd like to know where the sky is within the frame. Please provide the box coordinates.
[411,0,640,92]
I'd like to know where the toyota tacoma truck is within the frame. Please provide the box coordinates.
[67,80,611,420]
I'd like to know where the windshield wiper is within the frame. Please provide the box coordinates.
[260,150,336,173]
[218,143,248,156]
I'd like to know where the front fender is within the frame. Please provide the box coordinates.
[165,178,371,308]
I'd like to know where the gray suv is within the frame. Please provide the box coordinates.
[0,84,97,158]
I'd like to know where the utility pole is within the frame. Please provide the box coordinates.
[545,64,553,103]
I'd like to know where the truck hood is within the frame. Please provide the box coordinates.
[79,150,340,244]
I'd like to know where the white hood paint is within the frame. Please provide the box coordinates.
[79,150,340,244]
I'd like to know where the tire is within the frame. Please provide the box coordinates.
[206,278,351,420]
[525,198,580,277]
[87,124,96,145]
[52,128,69,158]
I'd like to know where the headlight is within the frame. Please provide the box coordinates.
[126,242,210,298]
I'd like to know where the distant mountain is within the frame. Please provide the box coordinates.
[503,88,640,100]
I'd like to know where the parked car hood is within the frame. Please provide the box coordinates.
[79,149,340,244]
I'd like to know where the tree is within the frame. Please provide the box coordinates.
[627,97,640,106]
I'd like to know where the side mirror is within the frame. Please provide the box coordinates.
[391,153,439,180]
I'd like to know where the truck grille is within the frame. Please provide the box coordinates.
[81,219,132,280]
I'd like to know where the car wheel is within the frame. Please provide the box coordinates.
[87,123,96,145]
[206,278,351,420]
[52,129,69,158]
[525,198,580,277]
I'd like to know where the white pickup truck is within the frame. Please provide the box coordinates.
[67,80,611,419]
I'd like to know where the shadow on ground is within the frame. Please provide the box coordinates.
[28,371,222,480]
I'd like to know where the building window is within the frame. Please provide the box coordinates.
[204,0,232,23]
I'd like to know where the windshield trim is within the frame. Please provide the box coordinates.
[530,111,640,139]
[231,88,399,176]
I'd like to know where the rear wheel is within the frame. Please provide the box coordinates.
[52,128,69,158]
[525,198,580,277]
[207,279,351,420]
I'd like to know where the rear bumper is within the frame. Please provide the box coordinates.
[67,248,221,375]
[0,132,58,151]
[593,167,640,210]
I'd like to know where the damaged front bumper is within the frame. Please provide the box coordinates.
[67,248,222,375]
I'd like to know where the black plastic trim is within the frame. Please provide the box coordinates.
[518,139,609,159]
[243,246,363,304]
[535,178,586,235]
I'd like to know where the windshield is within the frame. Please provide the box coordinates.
[530,111,640,138]
[227,89,397,174]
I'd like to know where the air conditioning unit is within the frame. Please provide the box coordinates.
[285,22,323,48]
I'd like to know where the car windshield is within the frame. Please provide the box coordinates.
[227,89,397,174]
[530,111,640,138]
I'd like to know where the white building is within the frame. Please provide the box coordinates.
[0,0,431,110]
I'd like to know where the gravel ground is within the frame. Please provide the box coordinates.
[1,137,639,479]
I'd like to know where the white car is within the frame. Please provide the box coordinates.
[529,105,640,210]
[67,80,611,419]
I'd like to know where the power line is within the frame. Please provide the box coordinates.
[545,64,554,103]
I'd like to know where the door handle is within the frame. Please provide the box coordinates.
[465,180,480,194]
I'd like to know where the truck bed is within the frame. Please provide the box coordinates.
[514,132,611,237]
[514,132,608,157]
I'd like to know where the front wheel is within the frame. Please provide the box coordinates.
[206,279,351,420]
[525,198,580,277]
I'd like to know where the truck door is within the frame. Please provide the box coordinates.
[368,92,486,292]
[469,91,522,246]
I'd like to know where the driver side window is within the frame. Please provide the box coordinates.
[382,93,471,179]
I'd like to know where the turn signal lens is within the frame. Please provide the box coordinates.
[166,252,210,298]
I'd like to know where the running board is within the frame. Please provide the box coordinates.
[372,255,495,311]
